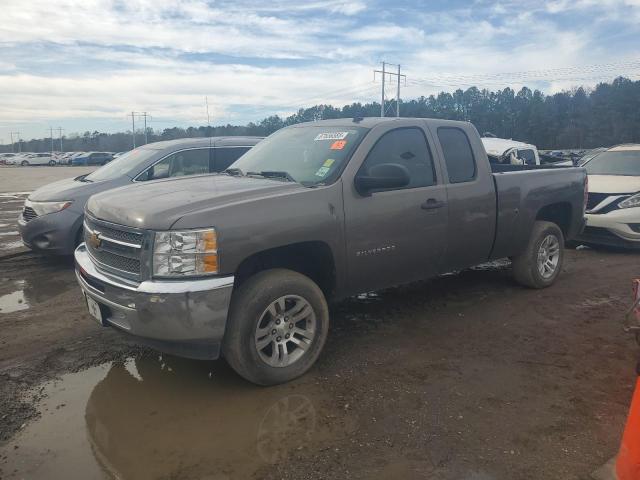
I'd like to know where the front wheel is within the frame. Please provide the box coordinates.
[48,160,56,166]
[512,221,564,289]
[223,269,329,386]
[21,160,28,166]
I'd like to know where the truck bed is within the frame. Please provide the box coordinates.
[489,165,586,260]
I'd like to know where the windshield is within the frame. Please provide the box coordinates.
[85,147,157,181]
[584,150,640,176]
[230,125,368,186]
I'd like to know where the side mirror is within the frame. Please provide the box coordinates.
[355,163,410,196]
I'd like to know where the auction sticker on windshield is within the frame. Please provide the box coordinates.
[315,132,349,141]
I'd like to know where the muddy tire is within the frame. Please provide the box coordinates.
[223,269,329,386]
[512,221,564,289]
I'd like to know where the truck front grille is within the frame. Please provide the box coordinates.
[84,215,145,279]
[22,206,37,222]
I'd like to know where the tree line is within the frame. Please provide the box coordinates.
[3,76,639,154]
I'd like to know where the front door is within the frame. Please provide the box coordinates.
[344,126,448,293]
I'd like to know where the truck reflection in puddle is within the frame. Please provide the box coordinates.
[2,356,347,480]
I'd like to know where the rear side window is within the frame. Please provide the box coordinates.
[518,149,536,165]
[360,127,436,190]
[437,127,476,183]
[214,147,251,172]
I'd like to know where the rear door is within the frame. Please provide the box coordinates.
[343,124,448,293]
[431,125,496,271]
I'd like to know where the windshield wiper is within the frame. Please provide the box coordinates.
[222,168,244,176]
[246,170,296,182]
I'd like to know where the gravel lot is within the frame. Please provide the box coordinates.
[0,168,638,480]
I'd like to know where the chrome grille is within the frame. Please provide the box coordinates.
[84,216,144,278]
[22,206,37,222]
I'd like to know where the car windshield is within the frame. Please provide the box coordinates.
[584,150,640,176]
[85,147,157,181]
[229,125,368,186]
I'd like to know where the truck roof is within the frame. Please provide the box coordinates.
[143,136,263,150]
[288,117,473,129]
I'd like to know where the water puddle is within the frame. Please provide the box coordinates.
[0,281,29,313]
[0,356,351,479]
[0,240,23,251]
[0,272,76,314]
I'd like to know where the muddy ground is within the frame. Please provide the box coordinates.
[0,172,639,479]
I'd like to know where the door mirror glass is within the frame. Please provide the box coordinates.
[355,163,410,196]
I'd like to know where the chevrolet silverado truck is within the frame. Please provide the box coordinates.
[75,118,587,385]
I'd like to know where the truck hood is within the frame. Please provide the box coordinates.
[588,174,640,194]
[86,174,304,230]
[28,176,121,202]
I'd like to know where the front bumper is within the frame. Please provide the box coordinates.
[18,208,83,255]
[575,209,640,249]
[74,244,234,360]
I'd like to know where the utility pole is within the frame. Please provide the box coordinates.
[56,127,64,152]
[205,97,211,126]
[374,62,406,117]
[49,127,54,154]
[10,132,20,153]
[139,112,151,145]
[130,112,137,149]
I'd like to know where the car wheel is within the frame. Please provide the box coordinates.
[223,269,329,386]
[512,221,564,289]
[48,160,56,166]
[21,160,29,166]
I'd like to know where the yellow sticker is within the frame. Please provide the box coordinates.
[323,159,335,167]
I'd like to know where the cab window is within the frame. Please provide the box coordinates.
[139,148,210,181]
[359,128,436,192]
[437,127,476,183]
[517,149,536,165]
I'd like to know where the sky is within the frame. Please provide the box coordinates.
[0,0,639,142]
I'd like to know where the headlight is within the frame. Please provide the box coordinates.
[25,199,73,216]
[619,193,640,209]
[152,228,218,277]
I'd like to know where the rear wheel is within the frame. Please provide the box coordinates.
[21,160,28,166]
[223,269,329,385]
[512,221,564,289]
[48,160,56,166]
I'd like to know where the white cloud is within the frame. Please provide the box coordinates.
[0,0,639,139]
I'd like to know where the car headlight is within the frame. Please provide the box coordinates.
[152,228,218,277]
[25,199,73,216]
[619,193,640,209]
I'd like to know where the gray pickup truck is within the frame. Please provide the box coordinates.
[75,118,587,385]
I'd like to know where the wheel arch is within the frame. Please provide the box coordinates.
[233,241,336,299]
[535,202,572,237]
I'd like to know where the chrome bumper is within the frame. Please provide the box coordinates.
[74,243,234,359]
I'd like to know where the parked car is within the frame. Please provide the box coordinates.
[482,137,540,165]
[71,152,114,166]
[574,144,640,249]
[18,136,261,255]
[0,153,20,165]
[17,153,57,166]
[74,117,587,385]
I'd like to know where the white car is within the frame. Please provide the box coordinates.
[17,153,57,166]
[481,137,540,165]
[576,144,640,249]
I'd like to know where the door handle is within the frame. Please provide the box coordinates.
[421,198,446,210]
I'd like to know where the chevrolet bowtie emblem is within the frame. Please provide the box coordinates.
[89,231,102,249]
